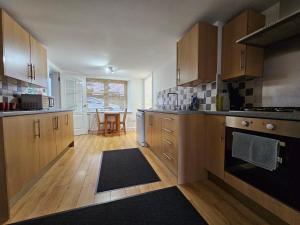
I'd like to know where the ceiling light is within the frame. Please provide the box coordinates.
[106,66,115,73]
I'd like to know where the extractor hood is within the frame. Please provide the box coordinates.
[237,1,300,47]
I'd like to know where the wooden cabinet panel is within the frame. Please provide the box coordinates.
[67,112,74,146]
[177,22,217,86]
[222,10,265,80]
[55,114,65,155]
[205,115,225,179]
[177,24,199,85]
[151,113,162,157]
[2,10,31,82]
[3,115,40,199]
[60,112,74,150]
[0,119,9,223]
[38,114,57,169]
[30,36,48,87]
[145,112,153,147]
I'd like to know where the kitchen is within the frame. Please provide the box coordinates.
[0,0,299,225]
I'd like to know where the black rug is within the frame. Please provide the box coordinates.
[10,187,208,225]
[97,148,160,192]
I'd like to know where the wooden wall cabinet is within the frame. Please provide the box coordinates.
[30,36,48,87]
[177,22,217,86]
[2,10,31,82]
[222,10,265,80]
[2,10,48,87]
[205,115,225,179]
[2,111,74,204]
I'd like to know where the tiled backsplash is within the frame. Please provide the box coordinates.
[156,81,217,111]
[225,77,262,108]
[0,76,46,103]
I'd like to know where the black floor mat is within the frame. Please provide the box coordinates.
[10,187,208,225]
[97,148,160,192]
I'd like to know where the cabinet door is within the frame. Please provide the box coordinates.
[151,113,162,157]
[222,11,248,80]
[145,112,153,147]
[205,115,225,179]
[61,112,74,150]
[222,10,265,80]
[3,115,40,199]
[67,112,74,147]
[177,23,199,85]
[38,114,57,169]
[30,36,48,87]
[2,10,31,82]
[54,114,64,155]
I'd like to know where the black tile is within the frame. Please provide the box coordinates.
[206,90,211,97]
[246,88,254,96]
[206,104,211,110]
[212,82,216,90]
[202,85,206,91]
[239,82,245,89]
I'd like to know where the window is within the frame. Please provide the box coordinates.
[144,75,152,109]
[86,78,127,112]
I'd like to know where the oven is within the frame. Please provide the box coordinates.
[225,116,300,211]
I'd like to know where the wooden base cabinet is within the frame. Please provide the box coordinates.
[145,112,207,184]
[205,115,225,180]
[38,114,57,169]
[1,111,74,211]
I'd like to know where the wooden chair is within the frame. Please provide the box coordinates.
[96,109,104,134]
[120,108,127,134]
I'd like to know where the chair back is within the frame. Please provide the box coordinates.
[123,108,128,123]
[96,109,101,124]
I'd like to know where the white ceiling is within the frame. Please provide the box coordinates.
[0,0,277,79]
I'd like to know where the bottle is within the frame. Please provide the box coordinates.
[221,90,230,111]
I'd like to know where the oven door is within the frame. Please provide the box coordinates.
[225,126,300,211]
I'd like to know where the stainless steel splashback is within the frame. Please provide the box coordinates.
[262,36,300,107]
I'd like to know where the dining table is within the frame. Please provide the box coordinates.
[103,112,120,136]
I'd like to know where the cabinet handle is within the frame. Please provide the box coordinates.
[240,50,245,70]
[163,138,173,145]
[177,68,181,84]
[34,120,40,138]
[56,116,59,129]
[163,152,172,161]
[27,63,33,79]
[33,64,36,80]
[162,128,173,133]
[66,114,69,125]
[163,117,174,121]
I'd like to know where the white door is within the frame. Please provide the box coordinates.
[61,74,88,135]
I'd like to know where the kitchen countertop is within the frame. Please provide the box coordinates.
[139,109,300,121]
[0,109,73,117]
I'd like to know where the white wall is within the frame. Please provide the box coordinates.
[127,79,144,128]
[152,47,177,106]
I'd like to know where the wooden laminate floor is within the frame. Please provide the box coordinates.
[4,132,270,225]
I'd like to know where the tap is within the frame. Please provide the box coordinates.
[167,92,179,110]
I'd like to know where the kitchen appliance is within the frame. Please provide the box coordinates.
[136,110,146,146]
[20,94,54,110]
[225,116,300,211]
